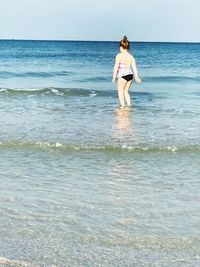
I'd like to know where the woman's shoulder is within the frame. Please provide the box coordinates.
[128,52,134,58]
[128,53,135,63]
[116,53,122,59]
[115,53,122,63]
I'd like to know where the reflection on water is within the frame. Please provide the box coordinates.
[112,107,133,140]
[115,107,132,131]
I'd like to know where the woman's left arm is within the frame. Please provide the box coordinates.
[131,57,141,83]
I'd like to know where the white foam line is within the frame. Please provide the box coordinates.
[0,257,36,267]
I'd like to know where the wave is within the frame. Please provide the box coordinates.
[1,70,199,85]
[101,236,200,251]
[76,76,110,82]
[144,75,200,83]
[0,87,153,99]
[0,141,200,153]
[0,70,73,78]
[0,87,107,97]
[0,257,34,267]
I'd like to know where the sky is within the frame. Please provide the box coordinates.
[0,0,199,42]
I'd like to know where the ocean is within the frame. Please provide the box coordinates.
[0,40,199,266]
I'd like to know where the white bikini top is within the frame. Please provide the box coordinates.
[117,62,133,78]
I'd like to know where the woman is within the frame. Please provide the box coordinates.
[112,36,141,107]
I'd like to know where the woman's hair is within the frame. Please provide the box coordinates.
[119,36,130,50]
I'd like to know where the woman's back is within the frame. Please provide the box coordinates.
[117,52,134,78]
[118,51,133,65]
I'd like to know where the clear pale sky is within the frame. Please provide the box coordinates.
[0,0,199,42]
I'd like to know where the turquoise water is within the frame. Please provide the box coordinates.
[0,40,200,266]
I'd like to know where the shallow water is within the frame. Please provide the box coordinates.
[0,40,200,266]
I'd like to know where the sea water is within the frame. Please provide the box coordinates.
[0,40,199,266]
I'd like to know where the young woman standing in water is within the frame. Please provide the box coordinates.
[112,36,141,107]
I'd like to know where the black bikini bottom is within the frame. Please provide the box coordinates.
[121,74,133,82]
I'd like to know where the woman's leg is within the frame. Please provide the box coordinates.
[117,78,127,106]
[124,80,132,106]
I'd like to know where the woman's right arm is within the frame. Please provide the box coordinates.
[112,54,120,82]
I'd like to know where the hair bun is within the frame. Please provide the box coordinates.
[119,36,130,50]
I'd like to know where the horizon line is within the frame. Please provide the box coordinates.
[0,38,200,44]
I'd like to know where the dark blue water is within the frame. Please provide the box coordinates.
[0,40,200,88]
[0,40,200,267]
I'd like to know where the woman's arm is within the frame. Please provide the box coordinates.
[112,54,120,82]
[131,57,141,83]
